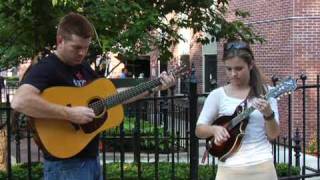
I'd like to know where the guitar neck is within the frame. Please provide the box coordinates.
[87,65,187,112]
[102,78,162,109]
[227,106,256,130]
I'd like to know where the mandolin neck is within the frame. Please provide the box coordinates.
[227,106,256,130]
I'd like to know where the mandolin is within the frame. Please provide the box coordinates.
[205,76,297,162]
[30,66,188,158]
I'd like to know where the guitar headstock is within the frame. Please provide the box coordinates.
[266,76,297,100]
[169,64,190,79]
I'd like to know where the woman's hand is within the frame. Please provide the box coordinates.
[251,97,273,118]
[211,125,230,146]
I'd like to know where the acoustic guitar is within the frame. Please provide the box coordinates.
[30,66,187,159]
[205,76,297,162]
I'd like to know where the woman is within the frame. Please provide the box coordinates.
[195,40,280,180]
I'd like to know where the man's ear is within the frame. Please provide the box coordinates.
[56,35,64,46]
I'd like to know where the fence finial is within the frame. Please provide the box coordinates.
[271,75,279,86]
[300,73,307,81]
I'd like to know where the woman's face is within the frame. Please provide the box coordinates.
[224,56,252,87]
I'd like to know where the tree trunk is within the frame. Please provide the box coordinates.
[0,128,7,171]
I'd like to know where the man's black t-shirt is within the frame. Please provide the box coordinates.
[22,53,100,161]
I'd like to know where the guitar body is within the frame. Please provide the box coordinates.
[30,78,124,159]
[206,111,248,162]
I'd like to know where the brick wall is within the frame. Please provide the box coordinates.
[292,1,320,145]
[216,0,320,144]
[149,0,320,144]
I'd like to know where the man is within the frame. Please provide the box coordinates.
[119,67,128,79]
[11,12,175,180]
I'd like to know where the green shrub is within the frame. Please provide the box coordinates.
[0,171,6,179]
[104,118,182,153]
[105,162,216,180]
[105,117,165,136]
[4,76,19,87]
[0,162,43,180]
[276,163,300,177]
[0,161,300,179]
[307,132,318,155]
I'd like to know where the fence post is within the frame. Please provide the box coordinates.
[271,75,279,165]
[287,77,293,176]
[293,128,301,168]
[283,136,287,164]
[189,64,198,180]
[317,74,320,171]
[300,73,307,179]
[133,101,141,179]
[6,95,12,180]
[101,131,107,180]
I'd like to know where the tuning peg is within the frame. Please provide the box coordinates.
[277,97,281,101]
[288,92,291,95]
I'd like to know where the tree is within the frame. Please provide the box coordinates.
[0,0,264,71]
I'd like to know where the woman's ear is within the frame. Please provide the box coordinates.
[249,63,254,70]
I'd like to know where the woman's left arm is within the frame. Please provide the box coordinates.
[252,98,280,140]
[264,111,280,140]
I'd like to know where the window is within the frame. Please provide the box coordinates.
[204,55,217,92]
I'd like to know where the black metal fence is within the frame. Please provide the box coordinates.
[0,73,320,179]
[272,74,320,180]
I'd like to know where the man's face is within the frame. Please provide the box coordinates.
[56,34,91,66]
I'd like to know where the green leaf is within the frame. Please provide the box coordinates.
[0,0,264,71]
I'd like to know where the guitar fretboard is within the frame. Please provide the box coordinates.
[88,78,161,112]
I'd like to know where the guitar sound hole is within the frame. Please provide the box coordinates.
[82,98,108,134]
[88,98,105,116]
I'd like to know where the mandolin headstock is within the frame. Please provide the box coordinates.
[266,76,297,100]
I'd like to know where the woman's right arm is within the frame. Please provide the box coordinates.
[196,124,230,145]
[195,89,230,145]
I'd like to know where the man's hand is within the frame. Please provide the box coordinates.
[66,106,95,124]
[124,71,176,103]
[157,71,176,91]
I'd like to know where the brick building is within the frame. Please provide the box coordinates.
[225,0,320,145]
[149,1,320,144]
